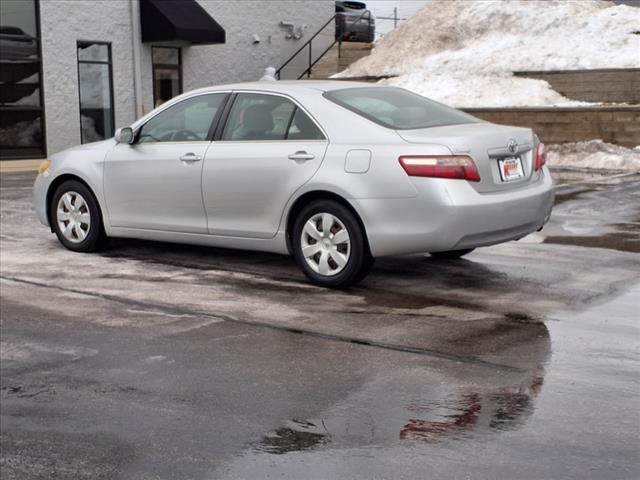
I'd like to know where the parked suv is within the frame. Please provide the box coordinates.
[335,1,375,43]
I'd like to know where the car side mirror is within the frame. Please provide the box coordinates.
[115,127,134,145]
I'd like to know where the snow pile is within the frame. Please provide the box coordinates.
[379,72,590,107]
[335,0,640,107]
[546,140,640,172]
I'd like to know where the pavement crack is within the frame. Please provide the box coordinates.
[0,275,524,373]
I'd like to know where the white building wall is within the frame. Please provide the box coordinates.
[139,0,334,114]
[39,0,138,155]
[39,0,334,155]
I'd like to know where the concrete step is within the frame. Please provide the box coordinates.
[308,42,373,80]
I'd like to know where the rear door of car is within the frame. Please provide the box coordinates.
[202,91,328,239]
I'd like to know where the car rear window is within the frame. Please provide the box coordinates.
[324,87,480,130]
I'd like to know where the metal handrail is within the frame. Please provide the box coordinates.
[276,13,339,78]
[275,10,373,80]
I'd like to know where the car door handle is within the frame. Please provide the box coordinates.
[179,153,202,163]
[288,151,315,162]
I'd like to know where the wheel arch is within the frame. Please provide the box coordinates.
[285,190,371,255]
[46,174,104,233]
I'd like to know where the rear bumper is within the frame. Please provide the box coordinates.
[353,167,554,257]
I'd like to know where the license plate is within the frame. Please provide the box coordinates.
[498,156,524,182]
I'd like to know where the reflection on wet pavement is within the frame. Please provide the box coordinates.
[217,285,638,480]
[535,172,640,253]
[544,232,640,253]
[254,420,330,454]
[248,322,551,456]
[399,374,543,442]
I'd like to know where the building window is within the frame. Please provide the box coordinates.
[77,41,114,143]
[0,0,46,159]
[152,47,182,107]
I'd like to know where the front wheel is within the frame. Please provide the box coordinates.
[429,248,475,260]
[50,180,105,252]
[292,200,371,288]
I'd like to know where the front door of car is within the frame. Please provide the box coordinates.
[104,93,227,233]
[202,92,328,238]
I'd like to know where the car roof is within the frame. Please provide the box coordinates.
[131,80,396,132]
[188,80,381,95]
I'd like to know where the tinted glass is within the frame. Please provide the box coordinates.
[138,94,224,143]
[152,47,181,107]
[287,108,325,140]
[77,43,109,62]
[222,93,296,141]
[0,110,43,149]
[324,87,479,130]
[153,68,180,108]
[77,43,114,143]
[0,75,40,106]
[0,0,37,38]
[0,0,45,158]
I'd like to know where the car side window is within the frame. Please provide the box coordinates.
[286,108,325,140]
[221,93,324,141]
[137,94,224,143]
[222,93,295,141]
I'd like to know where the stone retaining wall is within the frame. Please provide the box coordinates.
[514,69,640,104]
[463,107,640,147]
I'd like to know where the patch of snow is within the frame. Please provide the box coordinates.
[335,0,640,107]
[546,140,640,172]
[379,72,589,107]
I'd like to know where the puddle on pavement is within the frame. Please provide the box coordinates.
[253,420,330,454]
[244,323,550,457]
[357,286,481,311]
[543,232,640,253]
[247,370,546,457]
[399,377,543,442]
[543,174,640,253]
[553,187,596,206]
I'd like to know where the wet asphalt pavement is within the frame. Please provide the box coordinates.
[1,170,639,480]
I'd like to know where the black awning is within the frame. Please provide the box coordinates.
[140,0,225,45]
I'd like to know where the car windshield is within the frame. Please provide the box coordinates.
[324,87,480,130]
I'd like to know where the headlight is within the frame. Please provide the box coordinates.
[38,160,50,175]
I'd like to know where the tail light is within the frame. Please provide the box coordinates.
[534,143,546,171]
[399,155,481,182]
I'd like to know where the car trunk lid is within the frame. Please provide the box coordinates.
[396,122,536,193]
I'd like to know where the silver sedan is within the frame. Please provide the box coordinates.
[33,82,554,288]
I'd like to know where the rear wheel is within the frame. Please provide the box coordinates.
[429,248,475,260]
[50,180,105,252]
[292,200,371,288]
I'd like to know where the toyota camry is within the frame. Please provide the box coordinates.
[33,81,554,288]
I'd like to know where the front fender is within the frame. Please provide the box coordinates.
[37,141,113,232]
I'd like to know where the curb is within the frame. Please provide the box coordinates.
[0,160,43,174]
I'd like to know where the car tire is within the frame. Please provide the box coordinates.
[353,252,375,284]
[292,200,371,288]
[429,248,475,260]
[50,180,106,252]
